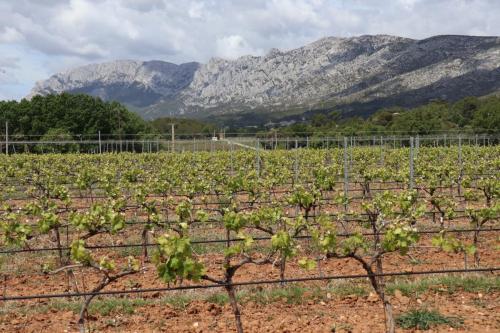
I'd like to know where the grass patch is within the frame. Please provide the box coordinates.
[397,309,464,330]
[161,293,196,310]
[205,292,228,305]
[45,299,81,314]
[1,275,497,319]
[437,275,500,293]
[1,298,151,317]
[386,275,500,297]
[88,298,150,316]
[328,281,368,297]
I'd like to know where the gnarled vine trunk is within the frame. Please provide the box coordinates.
[225,283,244,333]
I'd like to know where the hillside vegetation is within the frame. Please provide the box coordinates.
[0,93,498,139]
[273,96,500,137]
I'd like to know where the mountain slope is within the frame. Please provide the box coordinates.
[28,35,500,120]
[28,60,199,108]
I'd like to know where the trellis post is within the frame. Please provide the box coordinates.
[409,137,414,190]
[343,137,349,211]
[98,131,102,154]
[5,122,8,155]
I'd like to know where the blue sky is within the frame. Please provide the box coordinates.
[1,0,499,100]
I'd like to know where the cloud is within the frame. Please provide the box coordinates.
[0,57,20,69]
[0,0,499,99]
[0,57,20,84]
[0,27,24,43]
[215,35,264,59]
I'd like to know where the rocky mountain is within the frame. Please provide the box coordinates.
[28,35,500,121]
[28,60,200,108]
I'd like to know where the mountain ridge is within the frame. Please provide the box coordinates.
[28,34,500,121]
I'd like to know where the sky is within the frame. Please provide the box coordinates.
[0,0,499,100]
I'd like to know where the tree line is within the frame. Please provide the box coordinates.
[0,93,216,140]
[273,96,500,137]
[0,93,498,140]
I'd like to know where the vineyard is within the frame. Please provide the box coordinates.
[0,138,499,333]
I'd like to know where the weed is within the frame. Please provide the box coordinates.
[396,309,464,330]
[205,292,228,305]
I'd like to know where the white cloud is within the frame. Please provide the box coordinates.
[188,1,205,19]
[0,0,499,99]
[397,0,419,10]
[215,35,263,59]
[0,27,24,43]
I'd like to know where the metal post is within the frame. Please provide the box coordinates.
[349,136,353,171]
[415,135,419,159]
[409,137,414,190]
[458,135,463,196]
[294,140,298,184]
[255,138,260,177]
[343,137,349,211]
[379,136,384,166]
[5,122,8,155]
[98,131,102,154]
[171,123,175,153]
[230,142,234,174]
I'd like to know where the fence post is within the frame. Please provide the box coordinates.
[230,142,234,175]
[98,131,102,154]
[255,138,260,177]
[294,139,298,185]
[349,136,353,171]
[343,137,349,211]
[379,136,384,166]
[458,134,463,196]
[5,122,8,155]
[171,123,175,153]
[409,137,414,190]
[415,135,420,159]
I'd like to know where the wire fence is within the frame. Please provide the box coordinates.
[1,132,499,154]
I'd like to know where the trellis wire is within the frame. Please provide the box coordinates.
[2,227,498,254]
[2,267,499,301]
